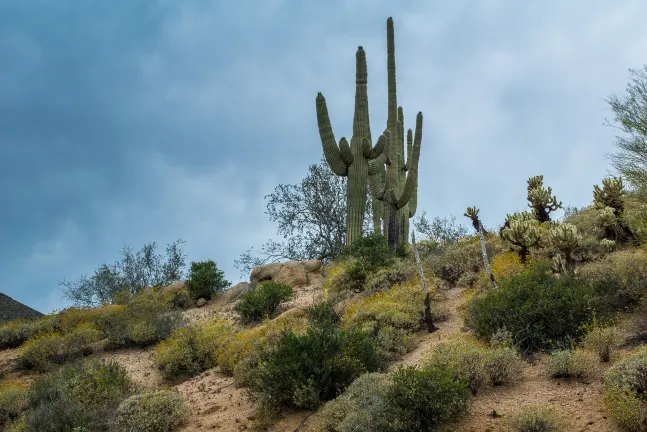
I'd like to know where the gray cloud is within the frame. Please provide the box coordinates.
[2,0,646,312]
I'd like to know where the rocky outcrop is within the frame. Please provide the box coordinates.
[250,259,323,288]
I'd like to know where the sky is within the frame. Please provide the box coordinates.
[2,0,646,314]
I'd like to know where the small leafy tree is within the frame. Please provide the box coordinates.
[60,239,187,307]
[606,66,647,194]
[187,260,230,300]
[234,159,372,277]
[413,211,469,245]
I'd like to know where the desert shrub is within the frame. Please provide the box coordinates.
[363,259,418,293]
[234,281,294,323]
[490,251,524,281]
[385,366,469,432]
[343,279,426,359]
[19,324,103,371]
[218,309,307,375]
[321,259,367,295]
[423,340,523,395]
[160,284,193,310]
[250,301,385,409]
[465,259,601,352]
[340,233,395,271]
[24,359,134,432]
[484,345,525,386]
[579,318,622,362]
[578,249,647,308]
[545,349,597,379]
[315,372,391,432]
[114,390,189,432]
[425,234,504,286]
[154,319,233,380]
[507,405,564,432]
[0,315,61,350]
[603,347,647,431]
[186,259,230,300]
[97,290,183,348]
[0,381,28,424]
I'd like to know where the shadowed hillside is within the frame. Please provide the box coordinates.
[0,293,43,324]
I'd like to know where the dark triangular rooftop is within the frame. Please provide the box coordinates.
[0,292,44,324]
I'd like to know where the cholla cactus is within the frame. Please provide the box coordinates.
[548,223,582,272]
[526,175,562,222]
[593,177,625,215]
[501,216,543,264]
[600,238,617,253]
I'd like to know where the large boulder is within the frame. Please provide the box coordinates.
[250,259,323,288]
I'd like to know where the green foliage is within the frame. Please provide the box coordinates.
[341,233,396,272]
[187,260,230,300]
[114,390,189,432]
[60,239,187,307]
[97,290,183,348]
[507,405,564,432]
[465,260,601,352]
[425,234,504,286]
[154,319,233,380]
[578,249,647,308]
[234,281,294,323]
[363,259,418,293]
[315,372,392,432]
[424,340,524,395]
[19,324,104,371]
[23,360,134,432]
[0,316,59,350]
[603,347,647,431]
[0,381,28,424]
[545,349,597,379]
[250,301,385,409]
[385,366,469,432]
[343,280,426,359]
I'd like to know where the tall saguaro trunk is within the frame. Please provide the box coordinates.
[316,47,387,246]
[368,17,424,251]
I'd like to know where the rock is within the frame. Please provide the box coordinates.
[220,282,250,304]
[250,259,322,288]
[196,298,207,307]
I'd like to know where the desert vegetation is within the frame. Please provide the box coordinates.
[2,13,647,432]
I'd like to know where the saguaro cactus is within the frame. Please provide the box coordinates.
[369,17,424,251]
[316,46,387,246]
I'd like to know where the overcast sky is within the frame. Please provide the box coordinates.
[2,0,646,313]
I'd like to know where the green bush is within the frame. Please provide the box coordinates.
[186,260,230,300]
[424,340,524,395]
[234,281,294,323]
[603,347,647,431]
[545,349,597,379]
[23,359,134,432]
[580,322,622,363]
[114,390,189,432]
[315,372,392,432]
[578,249,647,308]
[465,259,601,352]
[340,233,395,271]
[250,301,385,409]
[0,316,60,350]
[425,234,504,286]
[363,259,418,293]
[385,366,469,432]
[507,405,564,432]
[0,381,28,424]
[154,319,233,380]
[19,324,103,371]
[98,290,183,348]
